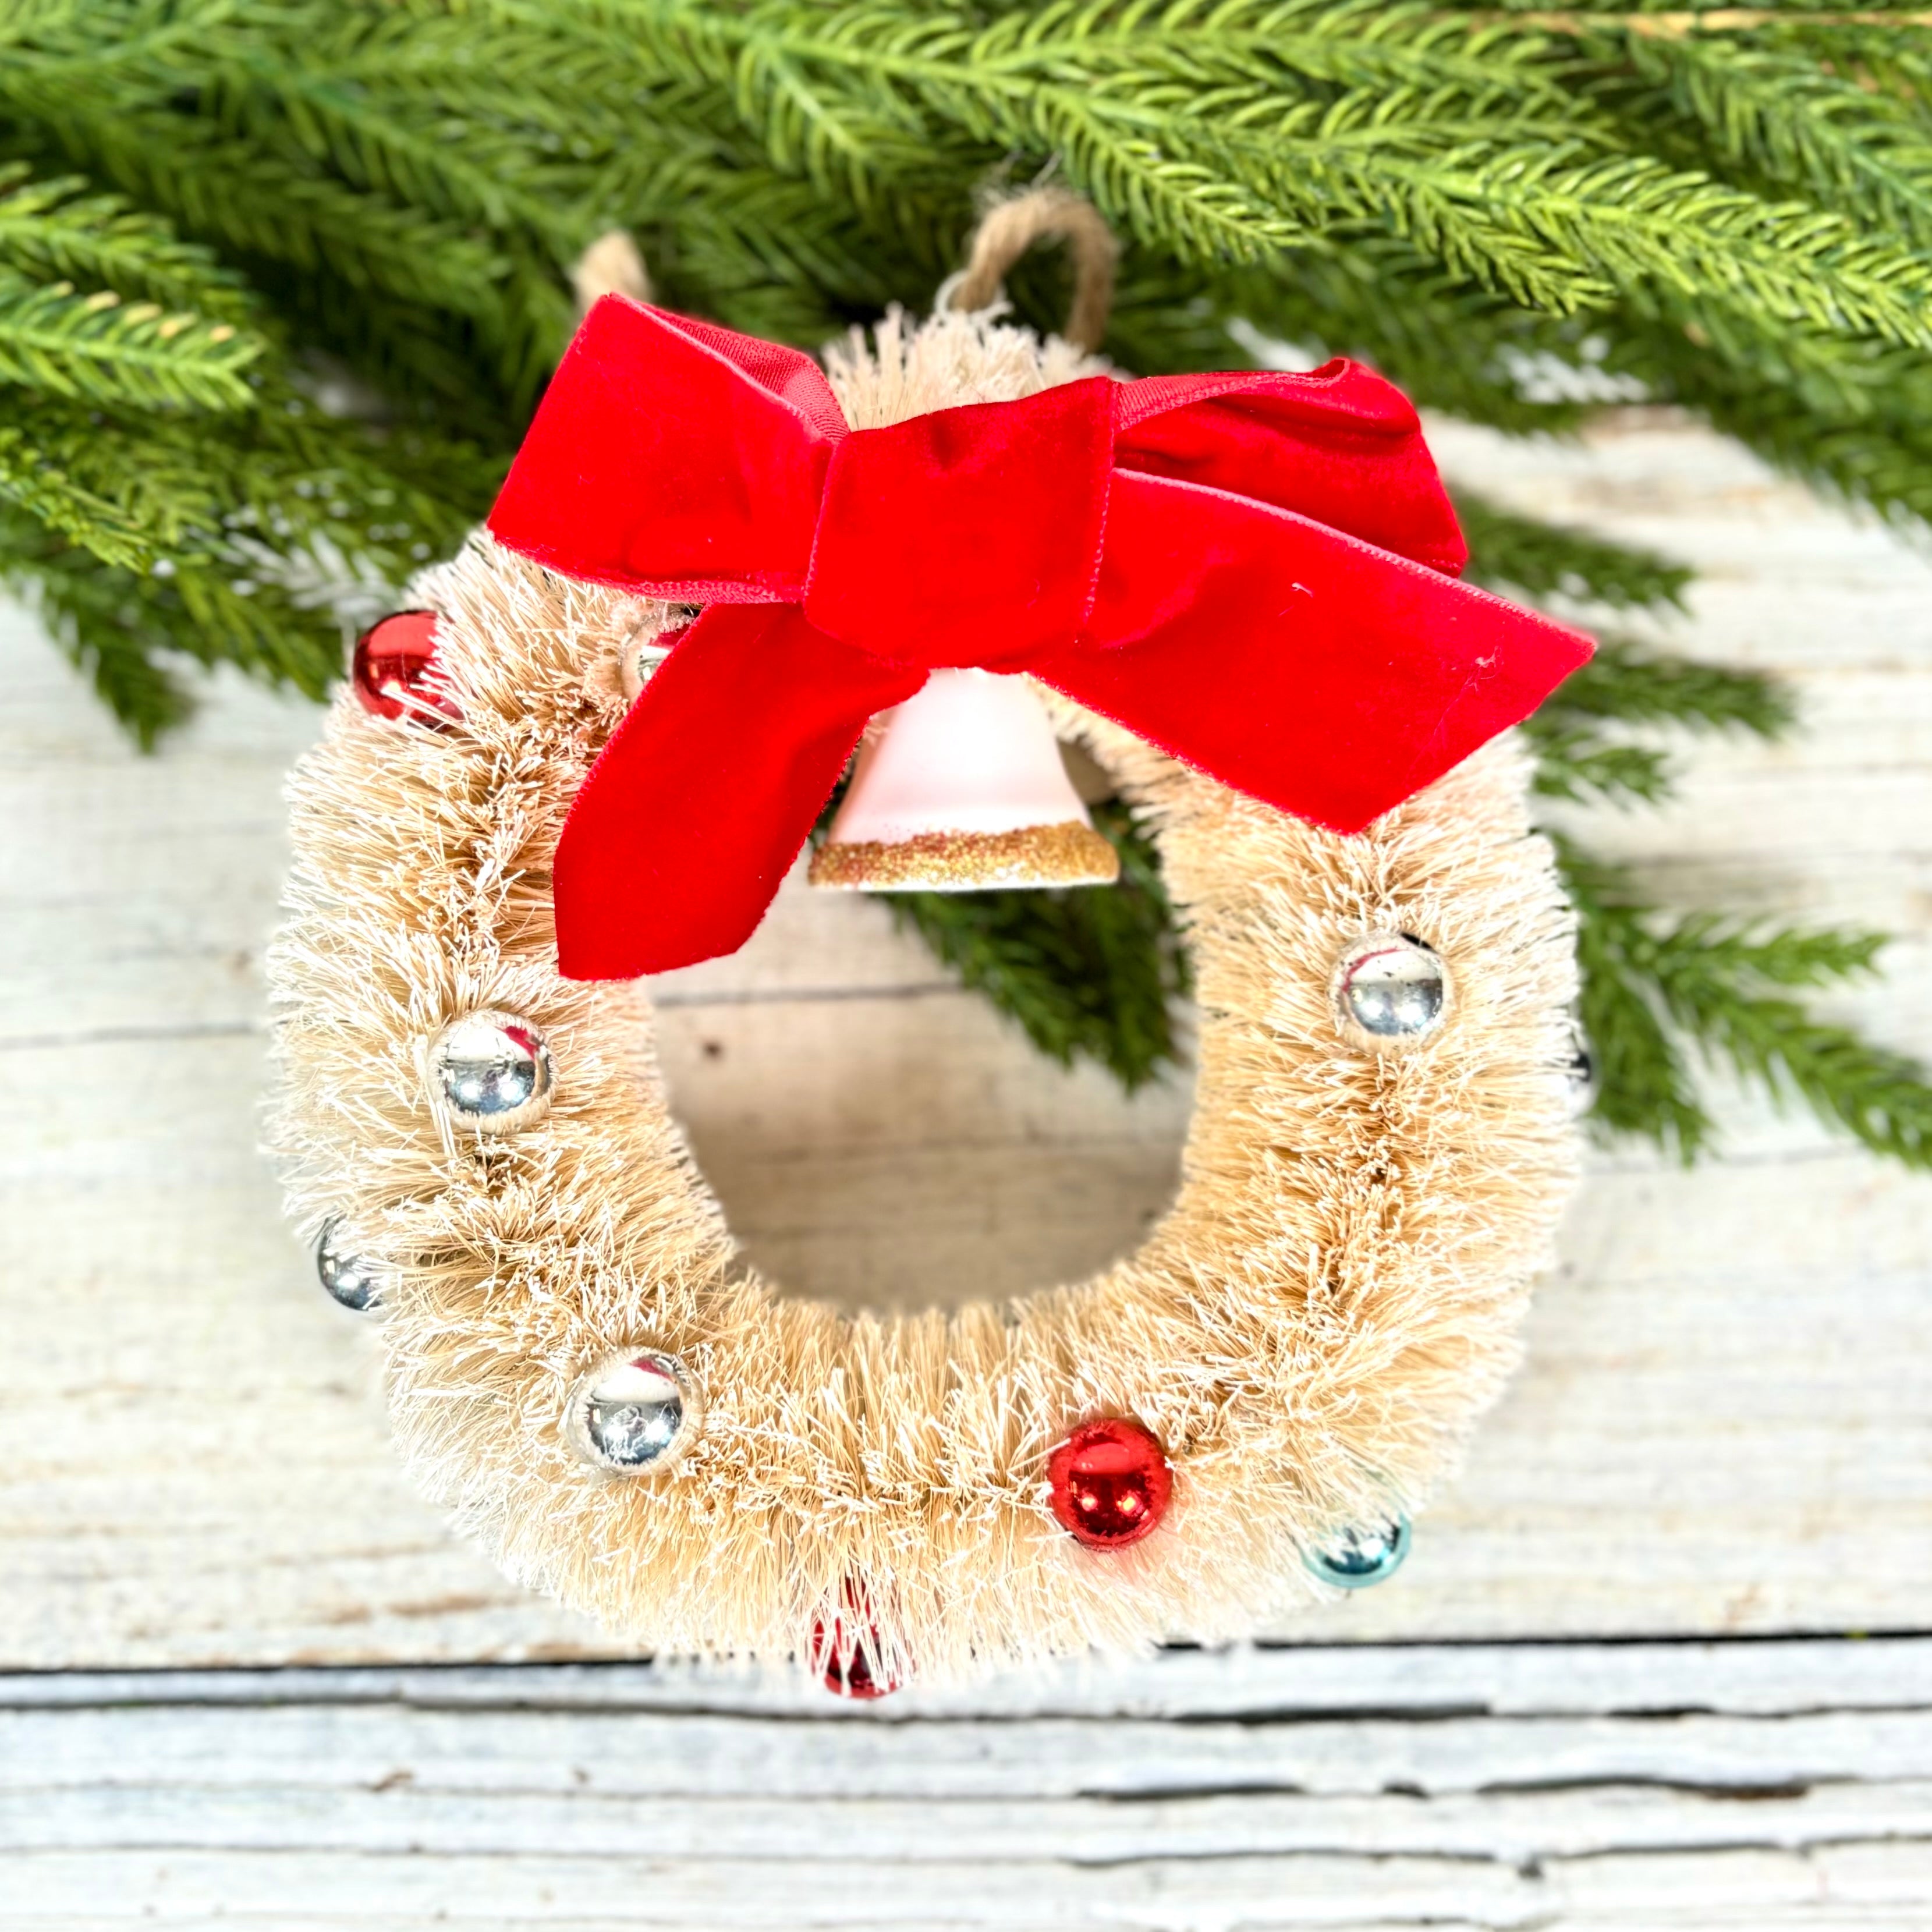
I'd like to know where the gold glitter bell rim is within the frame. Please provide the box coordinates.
[816,667,1118,894]
[809,820,1121,891]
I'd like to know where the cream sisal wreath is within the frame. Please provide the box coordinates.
[270,294,1582,1693]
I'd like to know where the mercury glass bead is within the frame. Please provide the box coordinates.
[314,1219,381,1313]
[1303,1514,1412,1590]
[1334,934,1449,1043]
[428,1011,554,1133]
[568,1347,701,1474]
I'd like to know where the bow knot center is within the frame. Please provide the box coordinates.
[802,377,1115,670]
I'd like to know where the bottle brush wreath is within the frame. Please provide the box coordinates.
[271,193,1590,1695]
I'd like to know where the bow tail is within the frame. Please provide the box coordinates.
[1034,473,1591,835]
[554,605,925,978]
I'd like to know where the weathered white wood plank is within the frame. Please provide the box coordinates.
[9,1850,1930,1929]
[12,1777,1929,1863]
[5,1832,1929,1924]
[10,1702,1932,1799]
[11,1633,1929,1717]
[1,1644,1927,1929]
[0,1848,1591,1929]
[2,411,1930,1668]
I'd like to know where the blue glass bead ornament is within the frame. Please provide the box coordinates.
[1304,1513,1411,1589]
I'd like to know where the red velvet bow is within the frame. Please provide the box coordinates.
[488,296,1592,979]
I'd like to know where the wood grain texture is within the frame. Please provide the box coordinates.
[1,410,1929,1676]
[3,1641,1928,1926]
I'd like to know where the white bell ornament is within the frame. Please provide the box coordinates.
[809,667,1119,891]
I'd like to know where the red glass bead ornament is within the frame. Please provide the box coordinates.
[1047,1417,1171,1549]
[351,609,458,725]
[811,1579,903,1700]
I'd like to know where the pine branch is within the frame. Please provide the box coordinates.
[884,802,1189,1091]
[1211,242,1600,433]
[0,162,254,318]
[246,265,520,434]
[1614,309,1932,529]
[0,511,354,725]
[1524,725,1676,806]
[4,93,516,371]
[1456,494,1693,611]
[161,557,357,692]
[0,388,490,732]
[1565,848,1715,1157]
[0,504,197,747]
[465,1,1932,343]
[1538,634,1796,738]
[1561,840,1932,1167]
[1523,630,1789,804]
[1406,147,1932,346]
[11,390,490,572]
[0,424,157,572]
[0,268,260,409]
[1589,28,1932,245]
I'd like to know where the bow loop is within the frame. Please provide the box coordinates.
[490,296,842,604]
[485,299,1593,979]
[1111,364,1467,574]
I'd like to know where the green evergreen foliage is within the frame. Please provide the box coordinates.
[1562,840,1932,1167]
[887,803,1189,1090]
[1454,498,1692,614]
[2,0,1929,1161]
[1521,631,1796,806]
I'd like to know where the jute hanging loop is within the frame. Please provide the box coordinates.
[574,189,1118,349]
[946,185,1120,352]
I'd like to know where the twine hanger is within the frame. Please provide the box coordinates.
[569,186,1119,353]
[945,185,1119,353]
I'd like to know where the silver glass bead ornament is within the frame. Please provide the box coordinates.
[619,636,672,702]
[568,1346,702,1475]
[1303,1513,1412,1590]
[428,1009,554,1133]
[1333,933,1449,1045]
[618,607,700,702]
[315,1218,381,1313]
